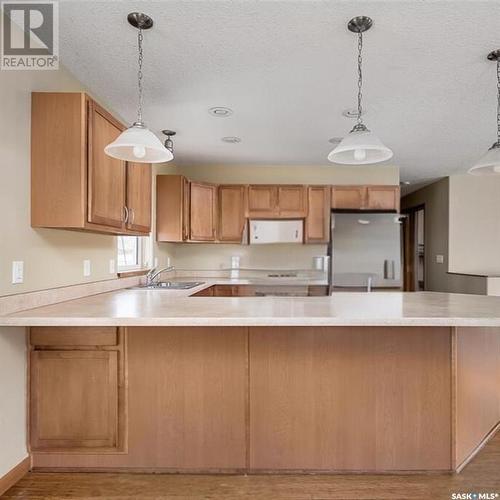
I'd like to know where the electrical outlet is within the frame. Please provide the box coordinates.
[11,261,24,284]
[83,259,91,277]
[109,259,116,274]
[436,254,444,264]
[166,257,171,268]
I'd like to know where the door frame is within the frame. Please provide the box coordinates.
[401,204,425,292]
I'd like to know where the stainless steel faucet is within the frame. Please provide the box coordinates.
[146,266,174,286]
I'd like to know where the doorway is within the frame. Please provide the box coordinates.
[402,206,425,291]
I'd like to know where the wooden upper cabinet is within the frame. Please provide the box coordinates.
[126,162,152,233]
[156,176,399,244]
[88,101,126,228]
[248,185,306,218]
[30,350,119,451]
[278,186,306,218]
[31,92,151,235]
[156,175,189,242]
[331,186,366,210]
[189,182,217,241]
[218,185,247,242]
[365,186,400,212]
[305,186,331,243]
[247,185,278,218]
[331,185,399,212]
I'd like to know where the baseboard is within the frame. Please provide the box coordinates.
[456,420,500,473]
[0,456,30,495]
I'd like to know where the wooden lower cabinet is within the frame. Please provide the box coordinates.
[30,326,500,473]
[29,327,126,453]
[30,350,119,450]
[249,326,452,471]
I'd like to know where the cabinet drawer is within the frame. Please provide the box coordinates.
[30,327,118,347]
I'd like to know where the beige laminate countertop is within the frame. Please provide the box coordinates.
[3,285,500,327]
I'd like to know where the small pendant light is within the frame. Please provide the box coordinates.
[328,16,393,165]
[162,130,176,154]
[469,49,500,175]
[105,13,173,164]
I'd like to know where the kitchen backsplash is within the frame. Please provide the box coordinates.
[157,243,328,271]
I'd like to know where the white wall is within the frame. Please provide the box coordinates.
[156,163,399,270]
[0,328,27,477]
[449,174,500,275]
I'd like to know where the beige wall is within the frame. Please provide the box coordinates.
[155,164,399,270]
[0,59,121,297]
[160,163,398,185]
[402,178,486,294]
[449,174,500,275]
[0,327,27,477]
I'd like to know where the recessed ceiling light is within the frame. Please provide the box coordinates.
[221,136,241,143]
[208,107,233,117]
[400,180,411,185]
[342,108,365,119]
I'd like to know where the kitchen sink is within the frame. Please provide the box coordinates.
[131,281,205,290]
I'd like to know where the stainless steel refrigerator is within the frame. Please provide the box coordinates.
[328,213,402,293]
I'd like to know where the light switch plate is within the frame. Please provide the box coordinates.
[83,259,91,277]
[109,259,116,274]
[436,254,444,264]
[11,261,24,284]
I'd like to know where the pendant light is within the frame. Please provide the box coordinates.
[469,50,500,175]
[162,130,176,154]
[328,16,393,165]
[104,13,173,163]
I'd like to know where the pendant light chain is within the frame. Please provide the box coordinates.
[496,58,500,146]
[137,27,144,125]
[357,31,363,126]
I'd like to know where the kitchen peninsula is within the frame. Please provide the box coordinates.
[1,289,499,475]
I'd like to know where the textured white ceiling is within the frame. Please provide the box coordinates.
[59,0,500,182]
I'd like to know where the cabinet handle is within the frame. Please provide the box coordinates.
[130,208,135,224]
[123,206,129,224]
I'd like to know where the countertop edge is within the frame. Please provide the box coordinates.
[3,318,500,327]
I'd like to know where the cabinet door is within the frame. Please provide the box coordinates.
[213,285,235,297]
[278,186,306,218]
[331,186,366,210]
[218,185,246,242]
[30,350,119,450]
[88,102,126,228]
[248,185,278,218]
[190,182,217,241]
[305,186,330,243]
[156,175,189,242]
[365,186,400,212]
[126,162,152,233]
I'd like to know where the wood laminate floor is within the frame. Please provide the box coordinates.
[3,433,500,500]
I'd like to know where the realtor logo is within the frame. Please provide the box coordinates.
[1,1,59,69]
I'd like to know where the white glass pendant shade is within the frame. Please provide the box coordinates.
[104,123,173,163]
[328,127,393,165]
[468,143,500,175]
